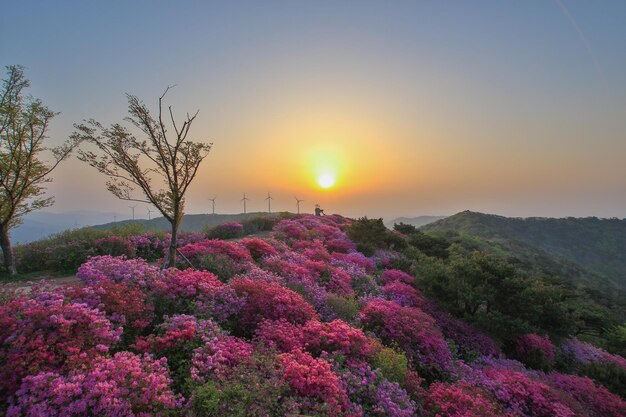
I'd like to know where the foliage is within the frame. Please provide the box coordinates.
[2,213,624,416]
[188,350,294,417]
[0,66,79,275]
[379,269,416,285]
[279,349,350,415]
[340,362,417,417]
[326,293,360,322]
[72,87,212,267]
[205,221,244,240]
[370,347,409,384]
[346,217,407,256]
[547,372,626,417]
[424,381,503,417]
[239,237,278,261]
[515,333,555,370]
[76,255,161,288]
[232,278,319,333]
[360,299,454,378]
[7,352,182,417]
[468,367,576,417]
[0,286,121,401]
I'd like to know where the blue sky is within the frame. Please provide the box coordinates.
[2,1,626,219]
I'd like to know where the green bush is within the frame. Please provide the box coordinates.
[190,382,223,416]
[326,294,359,322]
[370,346,409,384]
[111,223,146,238]
[577,362,626,397]
[47,243,92,273]
[189,351,292,417]
[351,274,380,298]
[194,253,241,282]
[346,217,407,256]
[205,222,244,240]
[240,215,278,235]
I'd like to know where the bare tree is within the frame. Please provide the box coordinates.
[0,65,79,275]
[72,87,212,267]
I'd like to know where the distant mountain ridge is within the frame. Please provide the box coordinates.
[12,211,278,243]
[387,215,446,228]
[11,211,122,243]
[421,211,626,290]
[91,212,278,233]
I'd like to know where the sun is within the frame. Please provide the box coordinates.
[317,173,336,188]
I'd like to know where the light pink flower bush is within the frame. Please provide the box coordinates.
[560,337,626,370]
[68,282,154,331]
[469,367,576,417]
[178,239,253,264]
[547,372,626,417]
[190,335,253,384]
[381,281,425,308]
[255,319,376,361]
[8,352,182,417]
[379,269,415,286]
[0,287,121,401]
[359,299,454,376]
[425,381,505,417]
[515,333,555,369]
[76,255,161,288]
[239,237,278,260]
[232,278,319,333]
[275,219,310,240]
[279,350,350,415]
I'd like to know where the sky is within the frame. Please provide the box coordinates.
[2,1,626,221]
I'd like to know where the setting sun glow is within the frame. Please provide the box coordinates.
[317,174,336,189]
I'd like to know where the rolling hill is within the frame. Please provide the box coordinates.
[91,212,279,233]
[421,211,626,291]
[387,215,446,228]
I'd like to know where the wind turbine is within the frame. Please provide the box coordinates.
[295,197,304,214]
[129,205,136,220]
[241,193,249,214]
[209,196,216,215]
[266,192,274,214]
[147,208,154,220]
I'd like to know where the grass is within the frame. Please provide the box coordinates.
[0,269,68,283]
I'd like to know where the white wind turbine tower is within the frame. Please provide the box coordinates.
[295,197,304,214]
[241,193,249,214]
[209,197,216,215]
[266,192,274,214]
[129,205,136,220]
[147,207,154,220]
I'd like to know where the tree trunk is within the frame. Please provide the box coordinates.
[168,221,178,268]
[0,225,17,275]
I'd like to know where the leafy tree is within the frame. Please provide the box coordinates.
[72,87,212,267]
[0,65,79,275]
[346,217,406,256]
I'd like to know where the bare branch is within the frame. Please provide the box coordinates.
[72,86,211,268]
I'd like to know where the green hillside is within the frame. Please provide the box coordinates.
[92,212,280,233]
[421,211,626,291]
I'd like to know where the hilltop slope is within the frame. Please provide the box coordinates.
[91,212,279,233]
[386,215,445,228]
[421,211,626,291]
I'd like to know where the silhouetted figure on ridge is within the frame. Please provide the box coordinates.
[315,204,325,216]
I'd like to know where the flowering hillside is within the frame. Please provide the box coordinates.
[1,214,625,416]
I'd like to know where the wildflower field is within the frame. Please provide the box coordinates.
[1,215,624,416]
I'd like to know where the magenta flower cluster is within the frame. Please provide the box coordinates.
[2,214,625,416]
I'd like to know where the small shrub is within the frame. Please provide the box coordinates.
[515,333,555,370]
[206,222,244,239]
[195,253,242,282]
[326,294,359,322]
